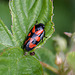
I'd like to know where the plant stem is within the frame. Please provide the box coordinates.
[40,61,59,74]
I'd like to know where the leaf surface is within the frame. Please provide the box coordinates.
[0,47,43,75]
[9,0,54,47]
[0,20,14,47]
[35,48,58,75]
[35,48,57,68]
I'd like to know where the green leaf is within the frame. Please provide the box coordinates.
[0,2,12,30]
[9,0,54,47]
[35,48,57,68]
[43,38,56,53]
[34,47,58,75]
[35,48,58,75]
[0,47,43,75]
[67,52,75,71]
[0,20,14,47]
[0,44,8,53]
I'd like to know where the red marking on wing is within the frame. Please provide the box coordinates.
[24,38,31,45]
[35,30,44,35]
[29,38,36,48]
[29,38,33,42]
[29,42,36,48]
[35,36,40,42]
[32,26,35,33]
[28,32,31,36]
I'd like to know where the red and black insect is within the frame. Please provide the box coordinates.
[23,23,46,55]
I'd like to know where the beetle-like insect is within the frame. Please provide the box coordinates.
[23,23,46,55]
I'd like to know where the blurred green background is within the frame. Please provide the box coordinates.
[0,0,11,30]
[0,0,75,52]
[0,0,75,33]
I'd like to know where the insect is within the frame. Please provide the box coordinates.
[23,23,46,55]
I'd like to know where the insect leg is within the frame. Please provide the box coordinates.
[36,21,38,23]
[44,30,47,38]
[35,21,38,25]
[42,38,43,42]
